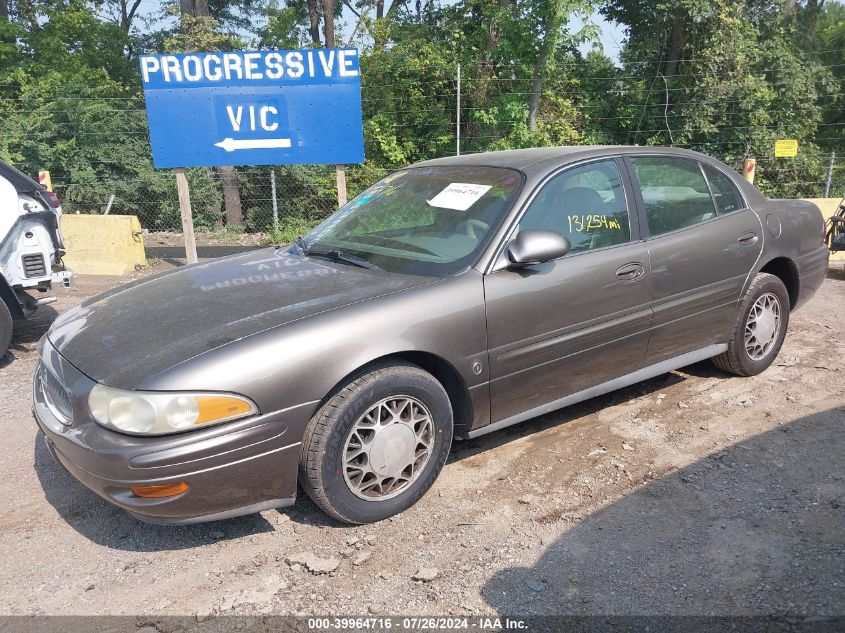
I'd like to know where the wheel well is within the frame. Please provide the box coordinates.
[321,352,473,437]
[759,257,799,309]
[392,351,472,434]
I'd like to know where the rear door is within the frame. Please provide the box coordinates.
[483,158,652,423]
[625,156,763,364]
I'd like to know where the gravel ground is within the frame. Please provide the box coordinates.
[0,263,843,618]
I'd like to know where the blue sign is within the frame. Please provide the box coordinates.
[139,49,364,168]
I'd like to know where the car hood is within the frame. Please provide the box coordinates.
[48,248,432,388]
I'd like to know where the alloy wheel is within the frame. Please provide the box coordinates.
[744,292,781,361]
[342,396,435,501]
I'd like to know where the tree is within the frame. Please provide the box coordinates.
[0,0,841,236]
[307,0,322,43]
[177,0,244,227]
[321,0,336,45]
[527,0,596,131]
[15,0,39,31]
[180,0,210,17]
[600,0,833,197]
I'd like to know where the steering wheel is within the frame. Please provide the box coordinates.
[461,219,489,240]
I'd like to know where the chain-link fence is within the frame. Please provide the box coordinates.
[753,154,845,201]
[48,151,845,242]
[52,163,394,242]
[16,56,845,243]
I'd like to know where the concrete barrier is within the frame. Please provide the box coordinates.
[804,198,844,262]
[61,214,147,275]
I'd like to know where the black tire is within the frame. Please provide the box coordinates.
[712,272,790,376]
[299,361,453,524]
[0,299,12,360]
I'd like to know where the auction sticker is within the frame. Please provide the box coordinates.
[427,183,492,211]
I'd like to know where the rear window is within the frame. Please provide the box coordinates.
[703,164,743,214]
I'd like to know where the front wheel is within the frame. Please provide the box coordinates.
[712,272,790,376]
[299,361,453,524]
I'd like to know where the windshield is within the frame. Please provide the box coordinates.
[301,165,523,277]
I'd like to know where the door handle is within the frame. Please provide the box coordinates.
[738,231,759,246]
[616,262,645,280]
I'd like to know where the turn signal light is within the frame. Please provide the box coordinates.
[196,395,254,425]
[130,482,190,498]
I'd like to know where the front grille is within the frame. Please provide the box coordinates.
[22,253,47,278]
[40,365,73,424]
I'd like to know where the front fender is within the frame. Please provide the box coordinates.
[138,270,490,434]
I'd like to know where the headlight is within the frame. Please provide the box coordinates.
[88,384,257,435]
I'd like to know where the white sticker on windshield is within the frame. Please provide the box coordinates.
[427,183,493,211]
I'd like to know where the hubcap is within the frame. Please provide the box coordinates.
[342,396,435,501]
[745,292,781,361]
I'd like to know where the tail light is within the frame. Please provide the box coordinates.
[40,190,61,209]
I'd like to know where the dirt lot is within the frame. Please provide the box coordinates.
[0,262,843,618]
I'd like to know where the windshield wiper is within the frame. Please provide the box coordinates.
[308,248,381,271]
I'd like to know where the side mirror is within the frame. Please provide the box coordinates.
[507,230,571,267]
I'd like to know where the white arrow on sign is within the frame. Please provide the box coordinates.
[214,137,292,152]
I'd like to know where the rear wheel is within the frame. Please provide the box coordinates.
[0,299,12,359]
[712,272,790,376]
[299,361,453,524]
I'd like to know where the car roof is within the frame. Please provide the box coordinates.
[413,145,715,175]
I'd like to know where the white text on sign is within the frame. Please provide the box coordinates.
[226,105,279,132]
[140,50,359,84]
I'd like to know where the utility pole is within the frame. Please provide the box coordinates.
[456,63,461,156]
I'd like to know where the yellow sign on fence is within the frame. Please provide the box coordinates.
[775,139,798,158]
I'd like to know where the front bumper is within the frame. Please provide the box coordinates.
[33,341,315,525]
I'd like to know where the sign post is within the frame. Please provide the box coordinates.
[139,48,365,256]
[336,164,347,207]
[174,168,198,264]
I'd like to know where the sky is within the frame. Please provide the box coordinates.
[128,0,627,62]
[572,9,626,62]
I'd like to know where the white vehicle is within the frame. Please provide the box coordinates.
[0,160,74,358]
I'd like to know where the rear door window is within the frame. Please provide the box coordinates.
[630,157,717,236]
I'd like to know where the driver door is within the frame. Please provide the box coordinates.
[483,158,652,423]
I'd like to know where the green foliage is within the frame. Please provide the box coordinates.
[0,0,843,236]
[264,214,320,244]
[259,4,309,48]
[598,0,842,197]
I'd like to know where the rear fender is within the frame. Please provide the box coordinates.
[751,199,829,311]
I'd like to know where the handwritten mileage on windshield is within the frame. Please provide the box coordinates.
[568,214,623,233]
